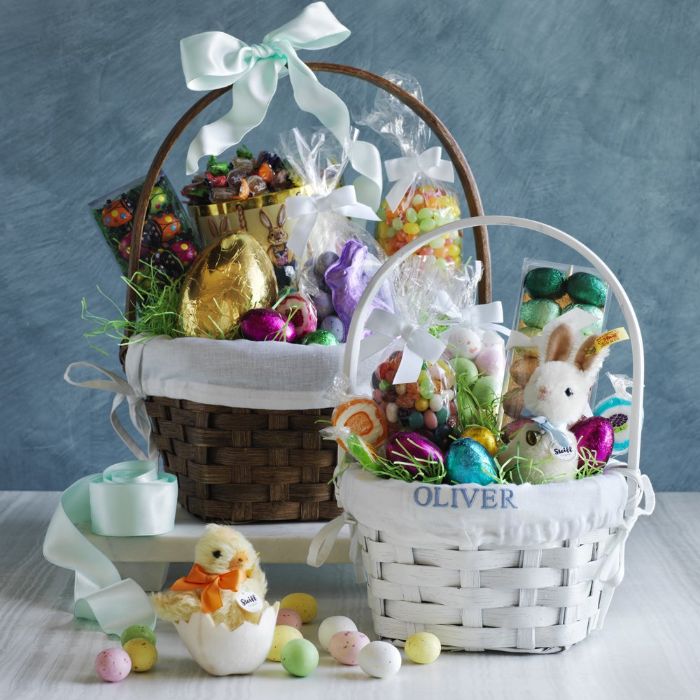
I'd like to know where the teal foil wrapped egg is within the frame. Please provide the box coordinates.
[446,438,499,485]
[566,272,607,307]
[520,299,560,329]
[524,267,566,299]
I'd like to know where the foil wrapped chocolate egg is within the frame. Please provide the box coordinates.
[179,233,278,338]
[240,308,296,342]
[566,272,608,308]
[524,267,567,299]
[385,432,444,474]
[446,438,498,485]
[571,416,614,467]
[520,299,560,329]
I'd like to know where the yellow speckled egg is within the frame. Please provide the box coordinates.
[122,638,158,672]
[405,632,441,664]
[280,593,318,623]
[460,426,498,456]
[267,625,303,662]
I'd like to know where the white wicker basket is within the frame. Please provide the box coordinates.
[308,216,655,653]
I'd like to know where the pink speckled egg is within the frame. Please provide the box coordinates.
[276,292,318,336]
[240,308,297,342]
[95,648,132,682]
[328,630,370,666]
[277,607,303,630]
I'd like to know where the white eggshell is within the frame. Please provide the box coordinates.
[358,641,402,678]
[318,616,357,651]
[174,604,278,676]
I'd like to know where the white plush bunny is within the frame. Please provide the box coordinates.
[499,322,609,484]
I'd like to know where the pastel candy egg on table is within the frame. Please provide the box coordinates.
[280,592,318,624]
[358,641,402,678]
[405,632,441,664]
[281,638,319,677]
[329,630,370,666]
[276,292,318,337]
[446,438,499,485]
[95,648,132,682]
[120,624,156,647]
[277,608,303,630]
[318,616,358,651]
[122,638,158,672]
[267,625,303,662]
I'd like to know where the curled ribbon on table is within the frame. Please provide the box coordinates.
[171,563,246,614]
[384,146,455,211]
[437,295,511,338]
[285,185,380,259]
[359,308,446,384]
[180,1,382,209]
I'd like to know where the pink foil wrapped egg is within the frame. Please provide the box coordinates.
[276,292,318,337]
[329,630,370,666]
[571,416,614,467]
[385,432,444,474]
[240,308,297,342]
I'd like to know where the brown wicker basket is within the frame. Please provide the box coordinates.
[123,63,492,523]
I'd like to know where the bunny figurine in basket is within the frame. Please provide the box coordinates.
[499,319,610,484]
[260,206,296,288]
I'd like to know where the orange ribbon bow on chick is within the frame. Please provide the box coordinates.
[171,562,247,614]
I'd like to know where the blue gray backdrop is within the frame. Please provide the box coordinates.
[1,0,696,491]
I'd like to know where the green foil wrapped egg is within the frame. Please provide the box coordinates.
[566,272,607,307]
[446,438,499,485]
[524,267,566,299]
[301,330,339,346]
[520,299,561,329]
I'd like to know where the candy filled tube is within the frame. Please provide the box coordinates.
[344,216,645,487]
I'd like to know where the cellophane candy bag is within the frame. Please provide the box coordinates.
[362,73,462,265]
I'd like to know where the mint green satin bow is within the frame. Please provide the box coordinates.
[180,2,382,209]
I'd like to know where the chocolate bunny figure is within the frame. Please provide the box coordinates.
[260,205,296,288]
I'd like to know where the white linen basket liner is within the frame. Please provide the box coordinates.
[308,215,654,653]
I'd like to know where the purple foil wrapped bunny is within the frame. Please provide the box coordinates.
[324,239,393,341]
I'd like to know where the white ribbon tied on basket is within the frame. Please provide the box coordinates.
[285,185,380,259]
[384,146,455,211]
[438,296,511,338]
[359,308,446,384]
[180,1,382,209]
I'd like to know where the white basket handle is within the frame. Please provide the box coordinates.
[344,215,645,474]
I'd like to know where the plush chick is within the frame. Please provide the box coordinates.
[152,524,268,629]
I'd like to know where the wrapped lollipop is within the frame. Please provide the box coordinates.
[280,129,389,340]
[361,73,462,265]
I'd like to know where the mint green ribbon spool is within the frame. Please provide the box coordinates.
[89,460,178,537]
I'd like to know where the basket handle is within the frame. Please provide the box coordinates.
[344,215,645,475]
[120,62,490,364]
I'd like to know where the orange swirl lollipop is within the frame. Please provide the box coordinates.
[331,399,388,451]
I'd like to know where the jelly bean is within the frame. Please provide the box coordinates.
[429,395,443,412]
[403,222,420,235]
[392,217,403,231]
[415,397,429,412]
[406,208,418,223]
[379,380,391,391]
[373,389,383,403]
[436,407,448,425]
[419,218,436,232]
[423,410,438,430]
[411,194,425,207]
[408,411,424,429]
[448,244,461,259]
[395,384,407,396]
[417,207,435,220]
[386,402,399,424]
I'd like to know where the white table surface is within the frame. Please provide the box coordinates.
[2,491,699,700]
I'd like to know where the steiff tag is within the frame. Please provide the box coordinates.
[235,591,263,613]
[550,442,576,461]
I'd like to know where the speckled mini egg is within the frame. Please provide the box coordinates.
[524,267,567,299]
[281,638,319,677]
[329,630,370,666]
[310,289,334,319]
[358,641,402,678]
[520,299,561,329]
[405,632,441,664]
[320,314,344,342]
[452,357,479,385]
[318,616,358,651]
[472,375,500,406]
[280,593,318,623]
[120,624,156,647]
[123,638,158,672]
[566,272,607,307]
[267,625,303,662]
[447,327,482,359]
[277,608,303,630]
[95,648,132,682]
[446,438,499,485]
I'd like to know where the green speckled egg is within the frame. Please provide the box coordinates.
[523,267,567,299]
[566,272,607,308]
[520,299,561,329]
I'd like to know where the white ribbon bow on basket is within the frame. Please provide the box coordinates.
[359,308,446,384]
[438,295,512,338]
[285,185,380,259]
[384,146,455,211]
[180,1,382,209]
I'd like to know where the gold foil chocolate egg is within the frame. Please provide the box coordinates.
[179,233,278,338]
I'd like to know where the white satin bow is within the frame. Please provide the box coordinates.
[180,2,382,209]
[285,185,380,258]
[360,308,446,384]
[438,295,511,337]
[384,146,455,210]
